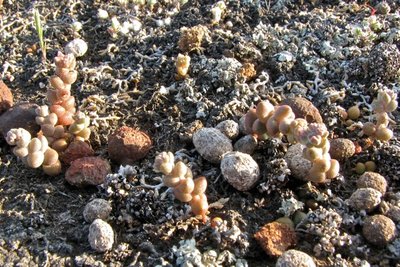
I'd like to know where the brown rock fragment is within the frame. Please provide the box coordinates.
[108,126,152,165]
[362,215,397,246]
[0,80,13,114]
[329,138,356,162]
[254,221,297,257]
[65,156,111,187]
[60,140,95,165]
[281,97,323,123]
[0,102,40,138]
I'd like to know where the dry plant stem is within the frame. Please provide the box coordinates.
[153,151,209,222]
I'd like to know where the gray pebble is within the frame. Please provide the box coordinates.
[83,198,112,223]
[215,120,239,139]
[234,134,258,154]
[193,127,233,163]
[221,151,259,191]
[88,219,114,252]
[363,215,397,246]
[347,188,382,211]
[284,144,312,181]
[276,249,316,267]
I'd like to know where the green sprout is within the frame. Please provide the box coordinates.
[33,8,46,62]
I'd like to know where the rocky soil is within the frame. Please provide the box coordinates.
[1,0,400,266]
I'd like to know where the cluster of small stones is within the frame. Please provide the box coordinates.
[243,100,339,183]
[153,151,208,222]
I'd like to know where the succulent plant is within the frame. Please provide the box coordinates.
[243,100,339,183]
[153,151,208,222]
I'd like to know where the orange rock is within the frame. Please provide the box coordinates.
[60,140,95,165]
[254,221,297,257]
[108,126,152,165]
[65,156,111,187]
[0,80,13,114]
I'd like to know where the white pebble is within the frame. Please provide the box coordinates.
[276,249,316,267]
[221,151,260,191]
[88,219,114,252]
[65,38,88,57]
[193,128,233,163]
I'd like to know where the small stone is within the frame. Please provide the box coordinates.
[254,221,297,257]
[329,138,355,162]
[108,126,152,165]
[60,140,95,165]
[363,215,396,246]
[65,38,88,57]
[0,102,40,138]
[284,144,312,181]
[65,157,111,187]
[276,249,316,267]
[193,127,233,163]
[88,219,114,252]
[221,151,260,191]
[215,120,239,139]
[83,199,112,223]
[380,201,400,223]
[357,172,387,195]
[234,134,258,154]
[0,80,13,114]
[347,188,382,212]
[280,97,323,123]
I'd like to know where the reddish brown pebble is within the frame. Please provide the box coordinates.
[65,156,111,187]
[362,215,397,246]
[254,221,297,257]
[329,138,356,162]
[108,126,152,165]
[0,102,40,138]
[281,97,323,123]
[60,140,95,165]
[0,80,13,114]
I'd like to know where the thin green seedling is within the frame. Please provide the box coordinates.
[33,8,46,62]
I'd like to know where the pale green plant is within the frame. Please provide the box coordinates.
[33,8,46,62]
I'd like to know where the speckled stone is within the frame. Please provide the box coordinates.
[88,219,114,252]
[215,119,240,139]
[83,199,112,223]
[347,188,382,212]
[234,134,258,154]
[329,138,355,162]
[193,127,233,163]
[357,172,387,195]
[284,144,312,181]
[362,215,397,246]
[220,151,260,191]
[254,221,297,257]
[65,157,111,187]
[276,249,316,267]
[108,126,152,165]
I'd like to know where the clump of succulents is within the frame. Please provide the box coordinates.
[5,51,91,176]
[153,151,208,222]
[362,89,398,142]
[243,100,339,183]
[6,128,61,175]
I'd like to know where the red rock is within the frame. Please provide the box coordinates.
[60,140,95,165]
[0,102,40,138]
[254,221,297,257]
[281,97,323,123]
[108,126,152,165]
[65,156,111,187]
[0,80,13,114]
